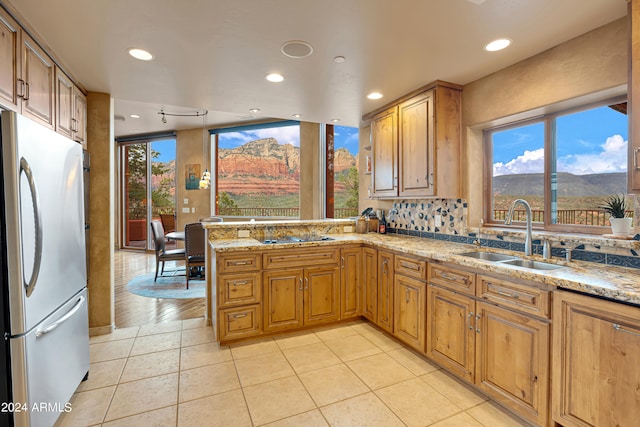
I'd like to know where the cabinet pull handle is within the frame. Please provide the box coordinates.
[405,288,410,303]
[305,277,309,289]
[476,313,481,333]
[468,311,474,330]
[24,81,29,101]
[613,323,640,337]
[439,272,466,283]
[429,173,434,186]
[635,148,640,170]
[233,313,247,319]
[17,79,26,98]
[299,278,303,291]
[232,280,248,286]
[401,261,420,271]
[394,176,398,188]
[341,257,345,268]
[232,261,248,266]
[383,259,388,275]
[497,290,519,299]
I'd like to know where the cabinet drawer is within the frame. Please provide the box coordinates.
[394,254,426,280]
[477,275,550,318]
[218,304,261,342]
[429,264,475,295]
[218,253,261,273]
[218,272,261,308]
[263,248,339,269]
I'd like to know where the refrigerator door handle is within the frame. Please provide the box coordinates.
[20,157,43,297]
[35,295,85,338]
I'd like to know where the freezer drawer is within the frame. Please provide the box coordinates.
[10,288,89,427]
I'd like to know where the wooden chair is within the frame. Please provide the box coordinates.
[159,213,176,234]
[184,222,206,289]
[150,220,185,281]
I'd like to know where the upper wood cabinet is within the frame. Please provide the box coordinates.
[365,81,462,199]
[56,68,87,147]
[629,0,640,191]
[0,8,19,111]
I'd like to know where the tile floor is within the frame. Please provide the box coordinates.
[55,318,528,426]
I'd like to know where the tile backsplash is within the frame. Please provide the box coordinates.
[385,198,640,269]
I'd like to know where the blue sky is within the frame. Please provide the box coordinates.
[151,139,177,163]
[493,105,628,176]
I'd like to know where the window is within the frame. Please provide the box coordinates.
[486,99,629,232]
[329,125,359,218]
[215,121,300,218]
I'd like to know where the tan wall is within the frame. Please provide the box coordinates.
[300,122,322,219]
[462,17,628,227]
[175,128,211,231]
[86,92,115,335]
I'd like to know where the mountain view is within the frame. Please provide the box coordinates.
[493,172,626,198]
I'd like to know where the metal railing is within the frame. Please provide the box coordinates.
[493,209,634,226]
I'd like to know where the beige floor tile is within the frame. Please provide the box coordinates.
[89,338,134,363]
[181,326,215,347]
[298,364,369,406]
[234,351,295,387]
[376,377,462,426]
[359,330,404,351]
[320,392,404,427]
[282,342,342,374]
[348,321,379,335]
[178,389,252,427]
[346,353,414,390]
[89,326,139,344]
[76,358,126,392]
[230,337,279,360]
[275,330,322,350]
[179,341,232,370]
[386,347,440,376]
[421,370,488,410]
[182,317,208,330]
[431,412,484,427]
[56,386,115,427]
[120,349,180,383]
[130,331,181,356]
[313,324,359,341]
[243,376,316,426]
[102,405,177,426]
[138,320,183,337]
[179,361,240,402]
[263,409,329,427]
[104,373,178,421]
[324,334,382,362]
[466,401,528,427]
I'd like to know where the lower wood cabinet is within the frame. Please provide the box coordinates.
[340,247,362,319]
[553,290,640,427]
[218,304,261,342]
[393,273,426,352]
[377,250,394,333]
[362,247,378,322]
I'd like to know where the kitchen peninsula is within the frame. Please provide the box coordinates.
[204,219,640,427]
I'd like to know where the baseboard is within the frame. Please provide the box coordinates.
[89,323,115,337]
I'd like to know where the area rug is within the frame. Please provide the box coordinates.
[126,270,205,299]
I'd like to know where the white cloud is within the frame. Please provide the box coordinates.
[493,134,628,176]
[223,125,301,147]
[493,148,544,176]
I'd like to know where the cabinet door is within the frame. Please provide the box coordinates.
[394,274,426,352]
[340,247,361,319]
[371,106,398,197]
[362,247,378,322]
[55,68,74,139]
[73,86,87,147]
[399,92,434,197]
[0,9,19,110]
[377,251,394,333]
[553,291,640,427]
[304,266,340,326]
[21,33,55,129]
[426,284,475,382]
[476,302,549,427]
[263,269,303,332]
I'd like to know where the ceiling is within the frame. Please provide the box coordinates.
[5,0,627,137]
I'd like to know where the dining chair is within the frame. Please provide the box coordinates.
[159,213,176,234]
[150,220,186,281]
[184,222,206,289]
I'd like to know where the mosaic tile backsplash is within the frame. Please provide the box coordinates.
[386,198,640,269]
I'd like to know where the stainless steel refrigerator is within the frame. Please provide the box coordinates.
[0,111,90,427]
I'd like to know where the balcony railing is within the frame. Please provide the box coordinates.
[493,209,634,226]
[218,206,358,218]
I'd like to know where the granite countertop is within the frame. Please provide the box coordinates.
[208,233,640,307]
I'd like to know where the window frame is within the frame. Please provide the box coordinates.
[483,95,628,235]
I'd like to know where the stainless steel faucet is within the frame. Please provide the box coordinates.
[505,199,533,256]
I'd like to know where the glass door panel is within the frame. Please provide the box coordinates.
[150,139,177,249]
[123,143,148,249]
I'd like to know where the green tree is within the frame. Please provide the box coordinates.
[218,191,240,215]
[126,144,175,219]
[336,166,359,209]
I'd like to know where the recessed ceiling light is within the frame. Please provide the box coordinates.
[333,56,346,63]
[367,92,383,100]
[281,40,314,58]
[331,118,340,123]
[130,114,140,119]
[484,38,511,52]
[292,114,302,118]
[249,108,261,113]
[266,73,284,83]
[128,48,153,61]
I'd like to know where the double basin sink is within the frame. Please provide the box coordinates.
[459,251,564,271]
[263,235,335,244]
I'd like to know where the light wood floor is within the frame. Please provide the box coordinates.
[114,250,206,328]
